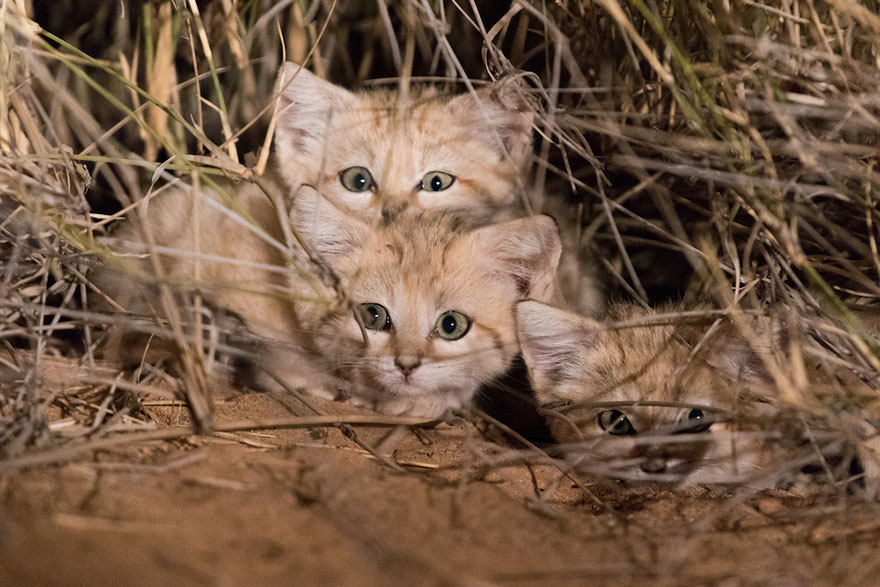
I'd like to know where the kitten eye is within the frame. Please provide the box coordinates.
[597,410,636,436]
[359,303,391,331]
[420,171,455,192]
[435,310,470,340]
[682,408,712,433]
[340,167,374,192]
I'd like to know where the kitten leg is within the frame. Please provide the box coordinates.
[375,389,469,418]
[858,420,880,499]
[252,347,345,401]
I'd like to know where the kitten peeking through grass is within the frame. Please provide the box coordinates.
[517,300,880,493]
[92,62,560,417]
[516,300,804,487]
[273,63,534,223]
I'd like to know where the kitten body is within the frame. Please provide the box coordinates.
[96,184,561,417]
[516,301,780,486]
[93,62,566,416]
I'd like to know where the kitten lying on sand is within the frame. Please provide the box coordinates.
[516,300,784,486]
[96,184,561,417]
[93,62,565,416]
[517,300,880,496]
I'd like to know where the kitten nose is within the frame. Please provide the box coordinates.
[381,201,407,225]
[640,459,667,474]
[395,355,421,376]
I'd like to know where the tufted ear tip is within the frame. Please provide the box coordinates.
[466,214,562,303]
[278,61,298,83]
[489,74,536,115]
[517,214,563,301]
[691,310,792,388]
[276,62,320,92]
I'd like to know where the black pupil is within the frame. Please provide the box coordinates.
[442,314,457,333]
[354,173,367,189]
[689,409,704,421]
[610,411,627,431]
[430,175,442,190]
[366,305,380,325]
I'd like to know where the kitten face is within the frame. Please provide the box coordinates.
[274,63,533,222]
[291,189,562,417]
[516,301,776,485]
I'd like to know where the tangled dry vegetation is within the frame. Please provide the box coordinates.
[3,0,880,569]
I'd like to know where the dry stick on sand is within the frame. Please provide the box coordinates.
[0,414,441,474]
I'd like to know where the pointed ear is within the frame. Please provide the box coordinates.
[468,215,562,302]
[448,77,535,168]
[516,300,600,397]
[274,62,357,160]
[289,185,368,263]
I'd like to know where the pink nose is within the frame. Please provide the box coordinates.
[395,355,421,376]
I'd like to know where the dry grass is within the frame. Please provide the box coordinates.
[1,0,880,503]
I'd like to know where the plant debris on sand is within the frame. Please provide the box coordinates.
[2,0,880,584]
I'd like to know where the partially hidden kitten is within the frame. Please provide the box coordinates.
[95,184,562,417]
[273,63,534,223]
[515,300,783,486]
[274,63,601,316]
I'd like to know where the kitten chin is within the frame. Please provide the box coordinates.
[516,300,785,488]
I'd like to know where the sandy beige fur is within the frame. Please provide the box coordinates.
[274,63,534,223]
[274,64,601,316]
[516,300,783,486]
[92,63,573,416]
[95,183,562,417]
[290,190,562,415]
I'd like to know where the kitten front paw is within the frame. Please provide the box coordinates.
[251,363,344,401]
[375,394,463,418]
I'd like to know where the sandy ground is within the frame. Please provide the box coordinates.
[2,389,880,587]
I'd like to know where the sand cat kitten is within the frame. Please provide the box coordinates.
[276,64,602,317]
[285,189,561,415]
[515,300,780,485]
[274,63,533,223]
[95,185,561,417]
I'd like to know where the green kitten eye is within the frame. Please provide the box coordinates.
[359,303,391,331]
[435,310,470,340]
[598,409,636,436]
[420,171,455,192]
[340,167,374,192]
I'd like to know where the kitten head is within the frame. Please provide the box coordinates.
[290,188,562,417]
[516,301,779,485]
[274,63,534,223]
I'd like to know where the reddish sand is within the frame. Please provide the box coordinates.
[2,390,880,586]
